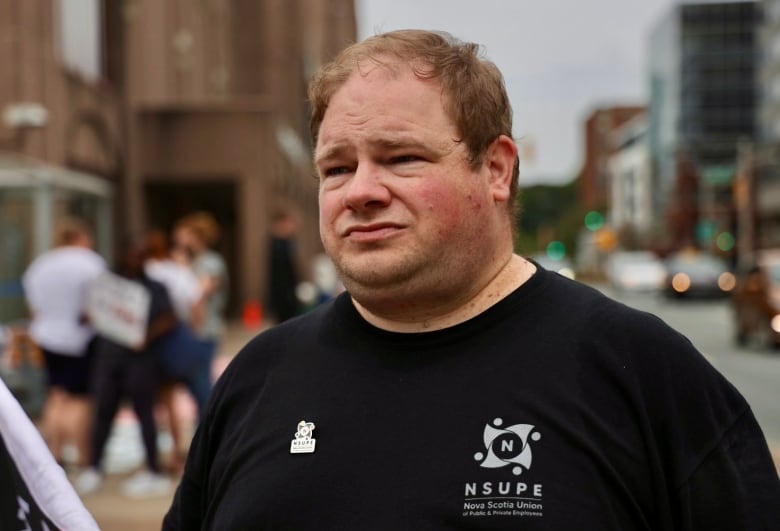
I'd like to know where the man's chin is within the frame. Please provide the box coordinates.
[338,264,416,294]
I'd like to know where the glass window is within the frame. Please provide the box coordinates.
[0,190,35,322]
[57,0,102,80]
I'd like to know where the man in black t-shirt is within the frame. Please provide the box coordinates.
[164,30,780,530]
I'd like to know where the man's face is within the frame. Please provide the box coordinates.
[315,63,507,305]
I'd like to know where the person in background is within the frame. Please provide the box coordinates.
[145,229,202,328]
[164,30,779,529]
[76,240,177,498]
[21,217,105,471]
[172,212,228,407]
[144,228,207,472]
[267,210,303,323]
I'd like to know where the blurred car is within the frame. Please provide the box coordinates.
[529,253,576,280]
[605,250,666,292]
[663,250,735,298]
[731,249,780,348]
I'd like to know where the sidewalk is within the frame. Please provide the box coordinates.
[78,321,260,531]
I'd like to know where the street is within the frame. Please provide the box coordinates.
[596,284,780,447]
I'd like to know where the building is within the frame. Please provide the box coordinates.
[648,0,760,256]
[573,106,643,274]
[607,111,655,245]
[0,0,120,322]
[0,0,357,322]
[576,106,645,214]
[750,0,780,249]
[114,0,356,316]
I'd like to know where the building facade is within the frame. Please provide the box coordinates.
[114,0,356,316]
[0,0,357,322]
[607,112,655,242]
[0,0,120,322]
[648,0,760,256]
[576,105,645,224]
[751,0,780,249]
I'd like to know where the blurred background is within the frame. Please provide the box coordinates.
[1,0,779,529]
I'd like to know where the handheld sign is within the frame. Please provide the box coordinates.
[87,271,150,348]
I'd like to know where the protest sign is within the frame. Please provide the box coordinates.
[87,271,150,348]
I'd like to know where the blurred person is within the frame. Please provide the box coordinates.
[172,212,229,405]
[145,229,202,325]
[164,30,780,529]
[267,210,303,323]
[76,239,177,498]
[21,217,106,470]
[144,229,210,471]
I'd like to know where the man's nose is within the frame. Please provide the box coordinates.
[342,162,392,210]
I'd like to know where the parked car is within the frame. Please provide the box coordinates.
[731,249,780,348]
[605,250,666,292]
[663,250,735,298]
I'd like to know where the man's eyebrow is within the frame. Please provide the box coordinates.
[371,135,454,155]
[371,136,417,149]
[314,144,349,165]
[314,137,413,164]
[315,134,453,164]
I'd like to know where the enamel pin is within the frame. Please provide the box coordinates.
[290,420,316,454]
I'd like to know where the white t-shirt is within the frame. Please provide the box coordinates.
[144,259,201,322]
[22,247,106,356]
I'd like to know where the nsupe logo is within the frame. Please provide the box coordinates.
[473,418,540,476]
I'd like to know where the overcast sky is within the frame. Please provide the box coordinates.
[356,0,679,186]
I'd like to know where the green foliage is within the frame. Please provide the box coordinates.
[514,180,586,257]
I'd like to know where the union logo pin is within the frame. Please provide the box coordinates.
[290,420,316,454]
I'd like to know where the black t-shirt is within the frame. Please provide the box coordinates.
[164,267,780,530]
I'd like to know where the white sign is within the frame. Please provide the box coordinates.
[86,272,150,348]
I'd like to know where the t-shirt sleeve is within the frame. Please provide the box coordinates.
[675,408,780,530]
[593,302,780,529]
[162,444,205,530]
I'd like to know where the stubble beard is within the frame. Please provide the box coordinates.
[332,243,477,318]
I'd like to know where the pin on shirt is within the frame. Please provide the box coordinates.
[290,420,316,454]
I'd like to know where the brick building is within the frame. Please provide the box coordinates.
[0,0,356,321]
[576,106,646,212]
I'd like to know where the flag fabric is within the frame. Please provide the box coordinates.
[0,378,99,530]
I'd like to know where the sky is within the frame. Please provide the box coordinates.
[356,0,679,186]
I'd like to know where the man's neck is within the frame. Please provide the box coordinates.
[351,254,535,333]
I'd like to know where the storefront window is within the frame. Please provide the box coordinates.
[0,161,112,323]
[0,190,35,322]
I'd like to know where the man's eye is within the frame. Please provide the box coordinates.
[323,166,351,177]
[391,155,421,164]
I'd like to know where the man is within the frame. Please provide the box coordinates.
[22,217,105,470]
[164,30,779,529]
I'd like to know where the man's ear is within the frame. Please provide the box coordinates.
[485,135,517,203]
